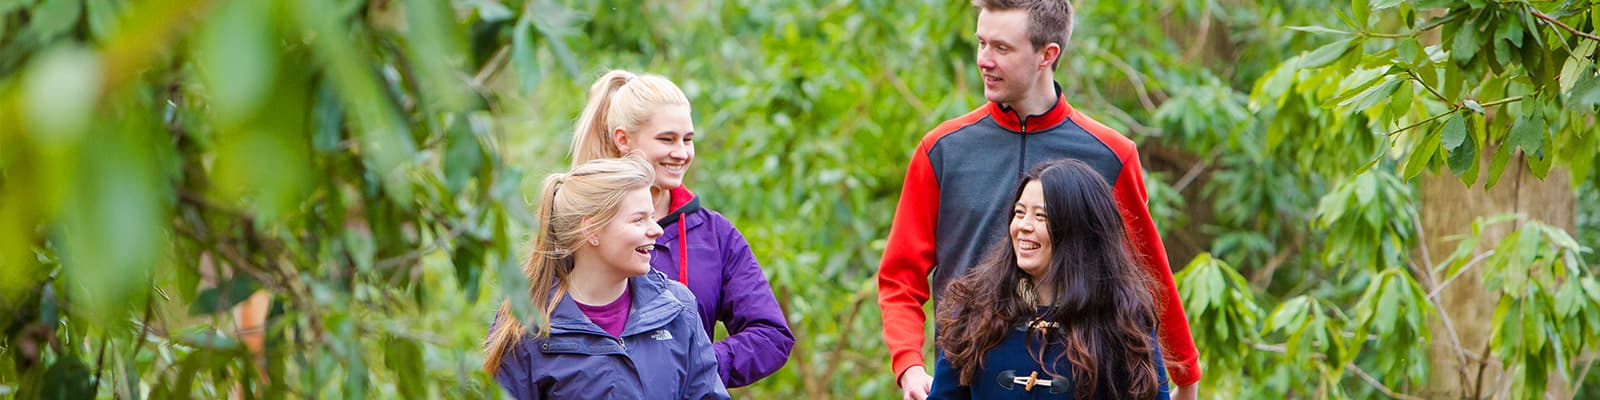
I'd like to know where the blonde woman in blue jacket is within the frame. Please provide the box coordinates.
[484,155,729,399]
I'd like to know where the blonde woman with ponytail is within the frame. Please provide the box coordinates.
[484,154,729,399]
[569,70,794,388]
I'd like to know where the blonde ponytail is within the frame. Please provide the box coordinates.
[484,154,655,374]
[569,70,690,167]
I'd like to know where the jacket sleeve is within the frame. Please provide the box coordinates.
[712,218,796,387]
[491,341,543,400]
[926,351,969,400]
[1112,151,1202,386]
[679,289,732,400]
[878,138,942,382]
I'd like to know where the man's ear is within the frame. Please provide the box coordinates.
[611,128,632,153]
[1040,42,1061,70]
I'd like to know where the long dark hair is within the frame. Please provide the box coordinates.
[935,158,1162,398]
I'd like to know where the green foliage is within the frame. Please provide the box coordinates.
[2,0,1597,398]
[3,0,523,396]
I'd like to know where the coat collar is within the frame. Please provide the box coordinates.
[657,186,704,241]
[986,82,1073,133]
[548,271,686,337]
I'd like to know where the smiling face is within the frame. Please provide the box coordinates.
[590,187,664,276]
[615,104,695,190]
[975,8,1054,106]
[1010,180,1053,279]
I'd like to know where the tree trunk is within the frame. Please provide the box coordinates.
[1421,150,1574,399]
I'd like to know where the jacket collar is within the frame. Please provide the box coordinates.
[986,82,1073,133]
[657,186,703,232]
[548,271,686,337]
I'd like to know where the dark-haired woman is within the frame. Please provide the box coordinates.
[928,158,1170,400]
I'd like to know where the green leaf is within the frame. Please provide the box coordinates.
[1339,76,1402,111]
[1485,136,1514,189]
[188,275,261,316]
[1375,277,1401,333]
[383,336,426,400]
[1386,79,1413,119]
[1403,121,1442,180]
[1288,25,1354,35]
[41,353,93,399]
[1494,14,1524,48]
[1555,280,1582,317]
[1445,115,1479,183]
[1524,296,1544,352]
[1451,19,1480,64]
[1351,0,1370,28]
[1509,112,1545,155]
[1300,38,1357,69]
[452,241,484,303]
[28,0,81,40]
[403,0,470,111]
[1372,0,1402,9]
[511,17,540,95]
[83,0,120,40]
[1568,72,1600,108]
[1441,111,1467,150]
[443,117,482,196]
[194,0,277,123]
[1398,38,1425,67]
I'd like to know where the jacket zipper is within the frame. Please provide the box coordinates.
[1018,110,1029,177]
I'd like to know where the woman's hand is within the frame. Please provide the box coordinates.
[898,365,933,400]
[1171,383,1198,400]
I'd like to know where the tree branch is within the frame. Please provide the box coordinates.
[1527,5,1600,43]
[1406,70,1450,104]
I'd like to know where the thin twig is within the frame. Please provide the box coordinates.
[1251,342,1428,399]
[1388,108,1459,136]
[1172,147,1221,193]
[373,221,469,272]
[1349,362,1428,400]
[1406,70,1450,112]
[1413,219,1433,281]
[1250,231,1305,288]
[1527,5,1600,42]
[1427,250,1496,300]
[1091,46,1161,111]
[884,69,931,117]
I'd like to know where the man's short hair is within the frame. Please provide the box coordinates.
[973,0,1074,69]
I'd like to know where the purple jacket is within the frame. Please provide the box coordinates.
[491,271,730,399]
[652,186,795,387]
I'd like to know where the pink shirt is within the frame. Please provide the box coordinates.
[575,285,632,337]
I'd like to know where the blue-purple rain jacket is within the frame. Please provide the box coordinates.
[652,186,795,387]
[491,270,730,399]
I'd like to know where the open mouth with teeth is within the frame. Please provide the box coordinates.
[634,244,653,257]
[1016,240,1041,251]
[659,162,687,174]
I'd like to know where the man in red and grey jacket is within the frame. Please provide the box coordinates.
[877,1,1201,399]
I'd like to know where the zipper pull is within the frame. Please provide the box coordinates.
[616,337,626,349]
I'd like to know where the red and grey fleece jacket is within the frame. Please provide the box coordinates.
[877,85,1202,386]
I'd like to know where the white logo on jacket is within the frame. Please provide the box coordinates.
[652,329,673,341]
